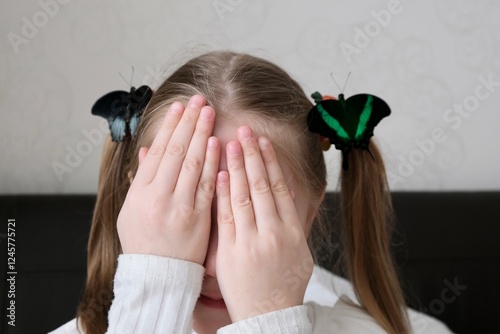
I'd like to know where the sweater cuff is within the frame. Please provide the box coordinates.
[218,305,312,334]
[116,254,204,286]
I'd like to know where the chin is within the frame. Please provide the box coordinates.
[193,300,232,334]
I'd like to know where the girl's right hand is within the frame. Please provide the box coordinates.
[117,95,220,265]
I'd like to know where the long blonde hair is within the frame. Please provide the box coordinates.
[77,51,409,333]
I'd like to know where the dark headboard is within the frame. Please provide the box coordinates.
[1,193,499,333]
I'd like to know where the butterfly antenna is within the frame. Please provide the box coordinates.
[118,66,135,88]
[130,66,135,87]
[330,72,352,94]
[119,72,129,87]
[330,73,343,93]
[342,72,352,93]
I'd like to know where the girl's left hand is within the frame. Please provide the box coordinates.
[215,125,314,323]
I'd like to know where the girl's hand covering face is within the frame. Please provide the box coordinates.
[216,125,314,323]
[117,96,313,322]
[117,95,220,265]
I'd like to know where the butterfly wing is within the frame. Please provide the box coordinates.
[308,94,391,149]
[127,86,153,138]
[131,85,153,113]
[344,94,390,147]
[91,90,130,142]
[108,118,127,142]
[129,113,141,139]
[308,99,352,150]
[91,91,129,118]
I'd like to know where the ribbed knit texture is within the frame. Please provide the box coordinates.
[106,254,204,334]
[49,258,452,334]
[218,305,311,333]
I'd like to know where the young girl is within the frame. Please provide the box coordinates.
[51,51,451,333]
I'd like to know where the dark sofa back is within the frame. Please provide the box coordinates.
[0,193,499,334]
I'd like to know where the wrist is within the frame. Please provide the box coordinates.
[221,305,311,333]
[228,298,303,323]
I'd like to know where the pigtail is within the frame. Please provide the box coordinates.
[76,136,133,334]
[340,142,409,334]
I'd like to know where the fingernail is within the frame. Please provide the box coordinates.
[189,95,205,108]
[238,126,252,140]
[170,102,184,115]
[208,137,219,150]
[201,106,214,120]
[258,137,270,149]
[228,142,241,155]
[217,171,229,184]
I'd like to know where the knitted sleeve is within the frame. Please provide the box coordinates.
[106,254,204,334]
[217,305,312,334]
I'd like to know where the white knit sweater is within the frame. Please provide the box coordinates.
[49,254,453,334]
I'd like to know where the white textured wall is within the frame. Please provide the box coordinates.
[1,0,499,194]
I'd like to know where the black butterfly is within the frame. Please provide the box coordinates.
[91,85,153,142]
[308,91,391,170]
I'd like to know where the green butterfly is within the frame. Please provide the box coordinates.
[307,91,391,170]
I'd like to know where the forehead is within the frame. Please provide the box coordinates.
[212,119,249,171]
[213,119,294,185]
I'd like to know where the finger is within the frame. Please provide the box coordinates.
[258,136,297,225]
[176,106,216,202]
[216,171,235,247]
[154,95,206,191]
[194,136,220,213]
[134,102,184,185]
[237,126,278,229]
[227,140,256,235]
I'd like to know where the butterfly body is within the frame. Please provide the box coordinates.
[308,92,391,169]
[92,85,153,142]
